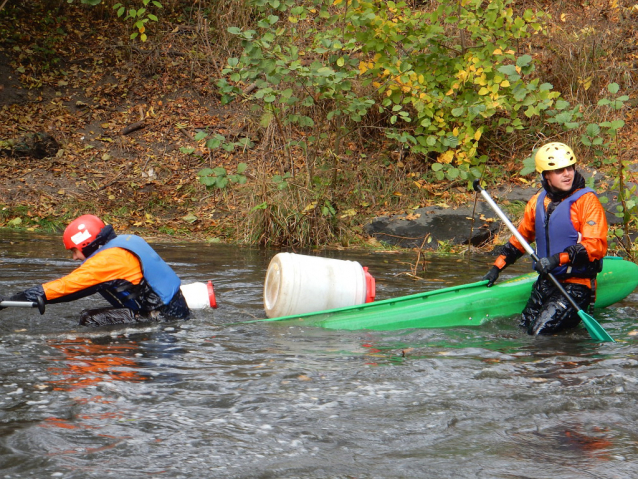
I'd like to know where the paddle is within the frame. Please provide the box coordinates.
[0,297,46,315]
[473,179,614,342]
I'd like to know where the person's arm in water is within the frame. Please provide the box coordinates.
[7,248,143,305]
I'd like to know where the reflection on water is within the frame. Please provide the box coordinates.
[1,230,638,478]
[46,337,150,390]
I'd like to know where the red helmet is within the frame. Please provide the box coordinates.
[63,215,105,250]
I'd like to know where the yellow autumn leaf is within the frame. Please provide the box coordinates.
[438,150,454,164]
[581,76,592,90]
[333,0,343,4]
[493,48,502,55]
[474,129,482,141]
[500,80,510,87]
[456,70,468,81]
[475,74,487,86]
[452,127,459,136]
[340,208,357,218]
[303,202,317,212]
[478,87,489,95]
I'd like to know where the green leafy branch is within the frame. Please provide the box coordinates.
[217,0,570,189]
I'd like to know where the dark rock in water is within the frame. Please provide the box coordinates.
[364,204,501,248]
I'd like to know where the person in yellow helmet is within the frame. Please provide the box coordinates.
[482,142,608,335]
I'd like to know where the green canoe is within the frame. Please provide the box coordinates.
[259,256,638,331]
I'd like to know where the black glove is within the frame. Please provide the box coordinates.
[534,254,560,275]
[483,266,501,287]
[0,295,4,311]
[8,286,46,315]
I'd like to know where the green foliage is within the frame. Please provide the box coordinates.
[582,84,634,258]
[182,130,255,155]
[198,164,248,190]
[113,0,163,41]
[272,172,292,190]
[430,157,486,182]
[217,0,564,188]
[66,0,162,41]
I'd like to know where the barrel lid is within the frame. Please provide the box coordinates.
[207,281,218,308]
[363,267,375,303]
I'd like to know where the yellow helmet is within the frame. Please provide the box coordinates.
[534,142,576,173]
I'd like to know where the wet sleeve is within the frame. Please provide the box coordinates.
[42,248,144,301]
[494,241,525,269]
[571,192,608,261]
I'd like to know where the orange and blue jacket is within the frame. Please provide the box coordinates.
[495,188,608,288]
[43,247,147,305]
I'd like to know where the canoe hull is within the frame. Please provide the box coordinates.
[259,257,638,331]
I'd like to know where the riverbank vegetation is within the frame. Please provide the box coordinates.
[0,0,636,258]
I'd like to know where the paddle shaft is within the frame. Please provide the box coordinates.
[473,180,590,314]
[0,297,46,315]
[0,301,39,308]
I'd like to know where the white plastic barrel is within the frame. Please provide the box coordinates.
[180,281,217,309]
[263,253,375,318]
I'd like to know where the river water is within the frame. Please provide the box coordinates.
[1,230,638,478]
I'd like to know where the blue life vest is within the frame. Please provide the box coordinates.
[534,188,599,278]
[90,235,181,307]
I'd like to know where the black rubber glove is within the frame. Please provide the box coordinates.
[534,254,560,275]
[483,266,501,287]
[9,286,46,304]
[8,286,47,314]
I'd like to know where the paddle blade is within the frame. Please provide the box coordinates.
[578,310,615,342]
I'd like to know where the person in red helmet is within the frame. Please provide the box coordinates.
[482,142,608,335]
[3,214,190,326]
